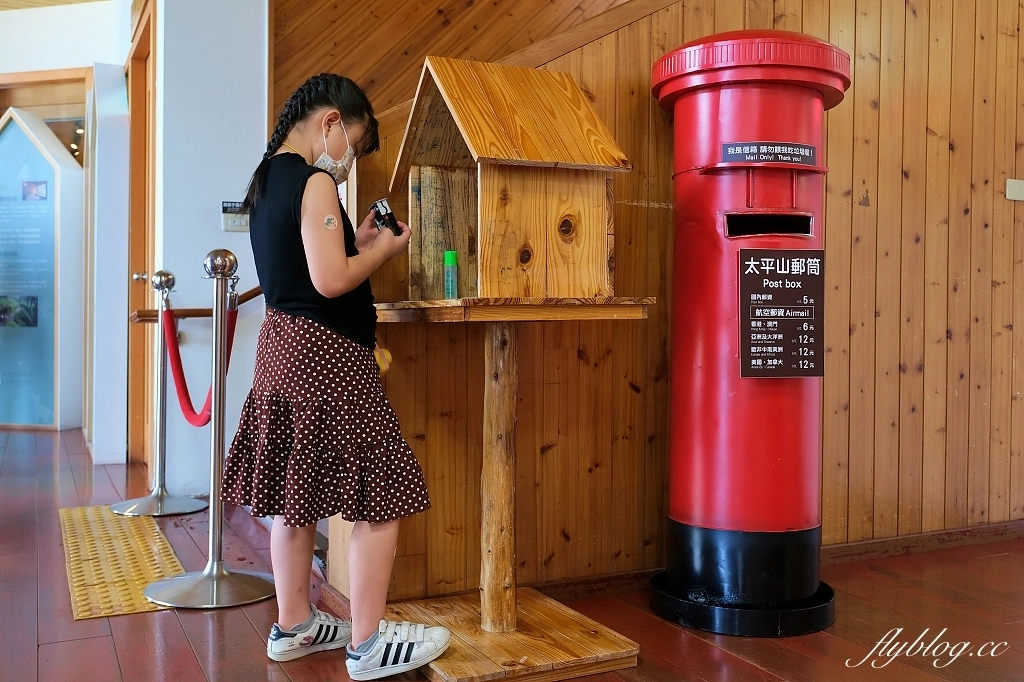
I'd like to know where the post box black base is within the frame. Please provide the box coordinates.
[664,521,823,604]
[650,520,834,636]
[650,570,834,636]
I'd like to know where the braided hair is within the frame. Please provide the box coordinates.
[241,73,380,214]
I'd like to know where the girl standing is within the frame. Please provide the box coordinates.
[223,73,449,679]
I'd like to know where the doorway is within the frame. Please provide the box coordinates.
[126,1,155,469]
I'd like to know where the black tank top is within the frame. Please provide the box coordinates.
[250,152,376,348]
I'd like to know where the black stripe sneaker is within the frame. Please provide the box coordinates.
[345,619,451,680]
[266,605,352,662]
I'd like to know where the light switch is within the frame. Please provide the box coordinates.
[1008,179,1024,202]
[222,201,249,232]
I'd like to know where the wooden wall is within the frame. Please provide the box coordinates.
[0,80,85,122]
[271,0,634,116]
[330,0,1024,600]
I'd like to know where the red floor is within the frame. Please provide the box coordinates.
[2,428,1023,682]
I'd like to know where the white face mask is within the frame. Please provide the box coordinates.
[313,122,355,184]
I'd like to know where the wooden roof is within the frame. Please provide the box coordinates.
[390,57,631,191]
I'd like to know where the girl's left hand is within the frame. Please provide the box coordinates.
[354,209,378,253]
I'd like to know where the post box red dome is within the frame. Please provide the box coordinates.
[652,30,850,109]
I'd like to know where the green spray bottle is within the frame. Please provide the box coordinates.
[444,250,458,299]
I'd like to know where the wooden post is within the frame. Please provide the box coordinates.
[481,321,518,632]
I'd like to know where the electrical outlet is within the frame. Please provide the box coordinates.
[1007,179,1024,202]
[222,201,249,232]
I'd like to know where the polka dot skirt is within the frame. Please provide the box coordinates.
[222,308,431,527]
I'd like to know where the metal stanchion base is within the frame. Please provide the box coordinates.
[145,562,275,609]
[110,490,209,517]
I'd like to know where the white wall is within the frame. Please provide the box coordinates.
[0,1,129,73]
[156,0,268,494]
[88,63,129,464]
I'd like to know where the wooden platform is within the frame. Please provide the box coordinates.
[385,588,639,682]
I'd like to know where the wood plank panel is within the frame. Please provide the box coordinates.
[0,80,85,110]
[921,0,953,533]
[898,0,929,537]
[945,0,977,529]
[363,130,409,303]
[578,320,616,575]
[546,321,582,581]
[684,0,717,39]
[464,323,486,593]
[478,165,549,297]
[545,170,612,297]
[515,322,544,586]
[0,437,39,682]
[801,0,828,39]
[845,0,881,543]
[1012,0,1024,523]
[744,0,774,28]
[387,321,431,601]
[968,0,996,526]
[409,165,479,300]
[520,48,586,579]
[108,610,206,682]
[715,0,746,31]
[425,324,472,596]
[609,13,653,576]
[274,0,636,115]
[389,64,477,185]
[503,4,681,72]
[548,21,623,580]
[37,637,124,682]
[986,0,1018,524]
[821,0,856,545]
[773,0,803,31]
[642,1,680,572]
[176,608,290,682]
[872,0,906,539]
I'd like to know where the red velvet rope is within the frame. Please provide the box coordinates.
[163,307,238,427]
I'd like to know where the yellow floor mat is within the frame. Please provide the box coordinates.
[59,505,185,620]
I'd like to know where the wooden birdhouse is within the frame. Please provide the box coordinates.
[390,56,631,301]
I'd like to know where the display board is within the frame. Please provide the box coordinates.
[0,108,83,428]
[739,248,825,378]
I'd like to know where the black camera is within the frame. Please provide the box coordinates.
[369,198,402,236]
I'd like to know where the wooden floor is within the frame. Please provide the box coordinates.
[2,428,1023,682]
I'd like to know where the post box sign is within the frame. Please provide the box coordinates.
[739,248,825,378]
[722,142,816,165]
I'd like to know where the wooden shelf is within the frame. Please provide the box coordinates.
[375,297,654,323]
[387,588,639,682]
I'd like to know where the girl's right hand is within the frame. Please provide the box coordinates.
[374,220,412,260]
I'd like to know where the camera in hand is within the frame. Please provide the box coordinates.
[369,198,402,236]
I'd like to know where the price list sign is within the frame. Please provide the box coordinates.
[739,249,825,378]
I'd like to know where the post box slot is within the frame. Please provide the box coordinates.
[726,213,812,237]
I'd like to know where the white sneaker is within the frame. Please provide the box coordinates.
[345,619,451,680]
[266,605,352,662]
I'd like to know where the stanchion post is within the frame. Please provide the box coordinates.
[111,271,209,517]
[145,249,275,609]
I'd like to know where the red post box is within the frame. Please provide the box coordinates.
[650,30,850,636]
